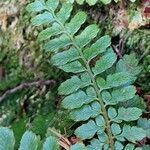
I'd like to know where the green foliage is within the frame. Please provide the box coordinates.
[0,127,15,150]
[138,118,150,139]
[43,136,60,150]
[67,0,136,5]
[27,0,147,149]
[0,127,83,150]
[0,127,60,150]
[19,131,39,150]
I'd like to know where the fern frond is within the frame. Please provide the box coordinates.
[0,127,61,150]
[27,0,145,149]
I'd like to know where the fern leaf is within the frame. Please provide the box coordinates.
[19,131,38,150]
[111,123,121,135]
[113,107,142,122]
[70,143,86,150]
[75,120,99,140]
[56,3,73,24]
[62,89,96,109]
[138,118,150,138]
[76,0,84,5]
[58,74,91,95]
[100,0,112,4]
[0,127,15,150]
[116,53,142,77]
[27,0,146,149]
[59,60,86,73]
[65,12,87,35]
[83,35,111,61]
[51,47,79,66]
[92,50,117,75]
[46,0,59,11]
[26,0,46,12]
[38,24,61,41]
[31,12,54,26]
[106,72,134,88]
[43,136,60,150]
[44,35,71,52]
[111,85,136,102]
[120,125,146,143]
[75,24,99,48]
[70,101,101,121]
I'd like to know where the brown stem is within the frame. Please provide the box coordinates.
[0,79,56,103]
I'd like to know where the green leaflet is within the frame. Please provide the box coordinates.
[108,107,117,120]
[118,95,146,111]
[95,115,105,131]
[26,0,46,12]
[87,133,109,149]
[76,0,85,4]
[111,85,136,102]
[19,131,38,150]
[86,0,98,5]
[114,107,142,122]
[58,74,91,95]
[83,35,111,61]
[100,0,112,4]
[75,24,99,48]
[70,101,101,121]
[124,144,135,150]
[102,85,137,105]
[59,60,86,73]
[87,139,103,149]
[71,0,112,5]
[116,54,142,78]
[115,141,124,150]
[0,127,15,150]
[96,77,107,91]
[111,123,121,135]
[75,120,99,140]
[70,144,86,150]
[106,72,134,88]
[69,0,136,5]
[65,11,87,35]
[46,0,59,11]
[70,143,86,150]
[92,51,117,75]
[56,3,73,24]
[31,12,54,26]
[44,35,71,52]
[43,136,60,150]
[38,23,61,41]
[51,47,79,66]
[62,89,96,109]
[120,125,146,143]
[138,118,150,138]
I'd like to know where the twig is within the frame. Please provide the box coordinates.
[0,79,56,103]
[49,128,71,150]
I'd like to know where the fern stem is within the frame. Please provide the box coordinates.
[49,9,115,150]
[71,42,115,150]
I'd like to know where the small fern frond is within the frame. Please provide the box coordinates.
[0,127,15,150]
[0,127,61,150]
[27,0,146,149]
